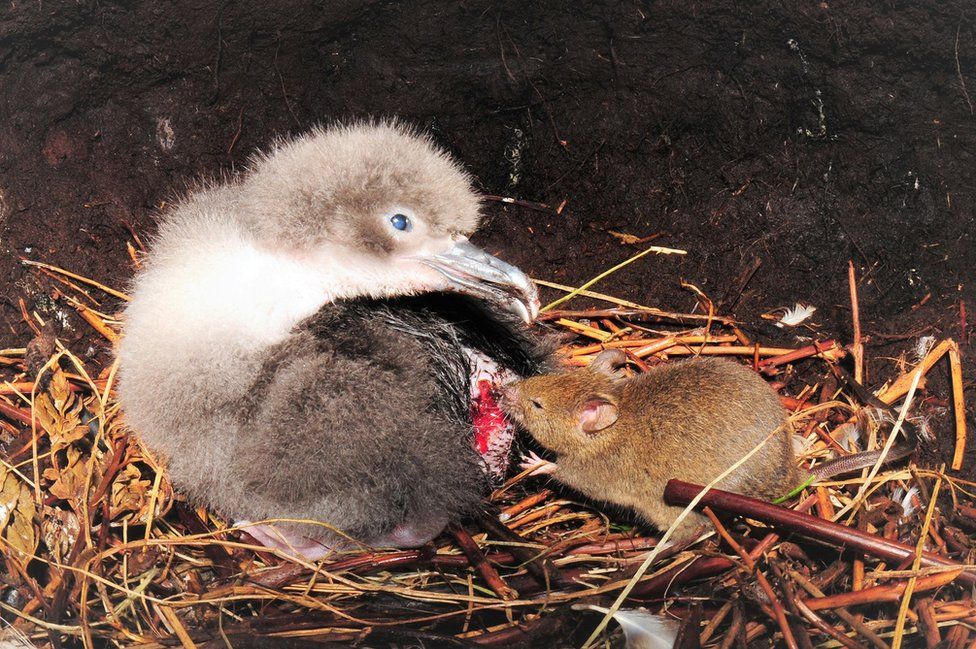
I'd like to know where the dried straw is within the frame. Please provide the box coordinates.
[0,261,970,648]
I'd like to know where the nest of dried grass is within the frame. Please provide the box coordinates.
[0,256,972,649]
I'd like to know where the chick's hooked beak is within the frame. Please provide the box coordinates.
[420,239,540,323]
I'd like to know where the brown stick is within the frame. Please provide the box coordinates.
[569,335,737,356]
[849,261,864,384]
[699,599,735,645]
[769,561,817,649]
[958,504,976,521]
[569,536,660,555]
[794,596,867,649]
[948,342,967,471]
[449,524,517,601]
[781,396,814,411]
[482,195,553,213]
[631,555,736,597]
[158,605,199,649]
[876,339,953,404]
[759,340,838,371]
[18,297,41,336]
[663,480,976,585]
[788,569,890,649]
[565,344,825,366]
[534,302,734,325]
[0,399,32,425]
[718,602,745,649]
[499,489,552,520]
[804,570,961,611]
[703,507,798,649]
[943,625,969,649]
[70,302,119,343]
[478,510,568,589]
[853,512,866,592]
[816,486,835,521]
[916,597,941,648]
[632,496,816,598]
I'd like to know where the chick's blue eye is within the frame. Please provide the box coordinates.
[390,213,412,232]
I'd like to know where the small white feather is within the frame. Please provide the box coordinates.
[891,486,920,517]
[0,626,37,649]
[791,433,812,454]
[912,413,937,443]
[914,335,936,361]
[831,422,862,452]
[891,486,904,504]
[775,303,817,328]
[574,605,679,649]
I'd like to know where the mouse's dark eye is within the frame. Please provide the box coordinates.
[530,398,543,410]
[389,213,412,232]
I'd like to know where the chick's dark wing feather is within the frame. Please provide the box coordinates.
[227,300,484,541]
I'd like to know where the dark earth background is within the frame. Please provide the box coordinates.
[0,2,974,468]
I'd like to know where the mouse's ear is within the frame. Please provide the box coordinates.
[588,349,629,381]
[579,395,619,434]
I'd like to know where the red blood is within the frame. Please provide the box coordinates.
[471,379,507,455]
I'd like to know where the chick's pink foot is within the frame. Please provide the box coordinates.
[238,515,448,561]
[237,521,335,560]
[367,515,448,548]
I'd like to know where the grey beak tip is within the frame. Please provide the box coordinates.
[425,241,539,324]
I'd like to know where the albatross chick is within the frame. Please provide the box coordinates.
[118,122,546,558]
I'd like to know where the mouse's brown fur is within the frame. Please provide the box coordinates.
[501,350,798,539]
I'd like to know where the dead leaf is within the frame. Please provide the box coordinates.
[0,469,19,529]
[34,369,89,454]
[41,506,80,563]
[41,507,81,562]
[0,470,38,563]
[126,546,160,577]
[608,230,662,245]
[111,463,152,519]
[608,230,643,245]
[45,445,89,503]
[24,322,57,378]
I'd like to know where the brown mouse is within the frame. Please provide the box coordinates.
[501,350,915,539]
[501,350,799,536]
[501,349,797,538]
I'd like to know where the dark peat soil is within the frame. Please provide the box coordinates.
[1,1,974,467]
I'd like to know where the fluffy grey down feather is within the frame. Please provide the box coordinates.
[135,294,546,546]
[116,122,550,548]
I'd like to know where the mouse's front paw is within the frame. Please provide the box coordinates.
[519,450,558,476]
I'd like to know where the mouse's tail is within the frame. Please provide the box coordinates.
[810,443,915,481]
